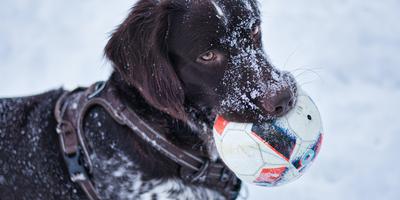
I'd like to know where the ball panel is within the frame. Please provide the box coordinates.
[259,148,288,165]
[249,131,290,162]
[279,166,303,184]
[220,130,264,175]
[284,93,322,141]
[236,174,259,184]
[289,140,311,161]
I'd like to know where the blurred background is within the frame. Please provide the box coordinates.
[1,0,399,199]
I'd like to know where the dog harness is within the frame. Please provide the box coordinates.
[54,81,241,200]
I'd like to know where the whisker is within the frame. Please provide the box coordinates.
[294,68,322,80]
[290,67,324,73]
[299,80,319,87]
[284,45,301,69]
[288,66,325,88]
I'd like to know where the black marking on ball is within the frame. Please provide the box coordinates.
[292,158,302,169]
[252,124,296,160]
[307,115,312,120]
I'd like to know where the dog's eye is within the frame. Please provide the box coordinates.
[199,51,216,62]
[251,25,261,37]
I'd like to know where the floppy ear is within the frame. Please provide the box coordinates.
[105,0,186,120]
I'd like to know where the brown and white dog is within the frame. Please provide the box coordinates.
[0,0,297,199]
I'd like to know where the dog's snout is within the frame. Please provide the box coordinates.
[261,84,296,117]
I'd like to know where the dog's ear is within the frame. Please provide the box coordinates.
[105,0,186,120]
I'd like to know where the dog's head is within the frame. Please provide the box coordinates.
[106,0,297,123]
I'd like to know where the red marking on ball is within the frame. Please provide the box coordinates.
[255,167,287,183]
[214,116,229,135]
[315,133,323,154]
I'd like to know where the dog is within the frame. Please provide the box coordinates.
[0,0,297,199]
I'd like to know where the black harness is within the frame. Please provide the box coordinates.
[54,81,241,200]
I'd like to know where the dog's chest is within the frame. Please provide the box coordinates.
[84,109,225,200]
[90,151,224,200]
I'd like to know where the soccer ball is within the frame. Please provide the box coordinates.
[213,89,323,187]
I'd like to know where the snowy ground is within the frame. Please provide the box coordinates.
[1,0,400,199]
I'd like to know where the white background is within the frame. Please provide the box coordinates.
[1,0,399,199]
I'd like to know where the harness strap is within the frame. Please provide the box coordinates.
[55,89,101,200]
[78,180,100,200]
[55,82,241,200]
[82,97,205,171]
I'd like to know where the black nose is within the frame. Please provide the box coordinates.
[261,86,296,117]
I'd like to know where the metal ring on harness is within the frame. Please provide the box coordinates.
[87,81,106,99]
[62,150,89,182]
[220,167,231,183]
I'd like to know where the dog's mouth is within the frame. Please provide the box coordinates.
[213,76,298,123]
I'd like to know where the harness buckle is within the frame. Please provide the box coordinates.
[57,121,79,155]
[63,150,89,182]
[181,161,210,183]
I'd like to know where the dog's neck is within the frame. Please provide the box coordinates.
[108,72,219,160]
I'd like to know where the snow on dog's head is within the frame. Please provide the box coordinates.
[106,0,297,123]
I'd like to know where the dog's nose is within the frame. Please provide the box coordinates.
[261,86,295,117]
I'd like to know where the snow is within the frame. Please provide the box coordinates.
[90,148,223,200]
[1,0,400,200]
[211,1,226,20]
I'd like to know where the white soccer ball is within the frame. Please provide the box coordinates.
[213,89,323,187]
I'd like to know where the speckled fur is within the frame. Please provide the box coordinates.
[0,0,298,199]
[0,80,229,199]
[0,90,85,200]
